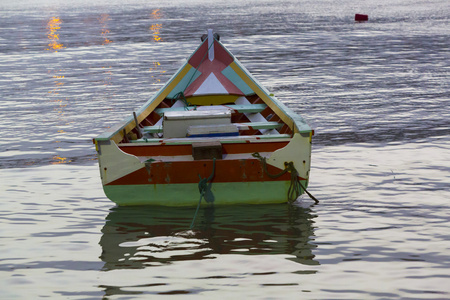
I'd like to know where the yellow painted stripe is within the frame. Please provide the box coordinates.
[187,94,240,105]
[110,64,194,144]
[229,61,295,130]
[141,64,193,118]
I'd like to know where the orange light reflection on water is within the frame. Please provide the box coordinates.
[149,9,166,85]
[46,17,65,52]
[47,67,71,165]
[150,24,162,42]
[150,9,163,42]
[149,61,166,84]
[51,155,71,164]
[151,9,162,18]
[99,14,113,45]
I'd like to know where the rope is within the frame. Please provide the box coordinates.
[252,152,319,204]
[172,91,196,111]
[190,158,216,229]
[180,37,221,229]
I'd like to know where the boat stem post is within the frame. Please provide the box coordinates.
[207,29,214,61]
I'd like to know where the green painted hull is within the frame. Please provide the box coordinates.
[104,180,308,206]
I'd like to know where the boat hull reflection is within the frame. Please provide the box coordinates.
[99,204,319,270]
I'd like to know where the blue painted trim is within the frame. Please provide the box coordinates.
[222,65,254,95]
[167,68,202,99]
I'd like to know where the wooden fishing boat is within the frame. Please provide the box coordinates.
[94,30,314,206]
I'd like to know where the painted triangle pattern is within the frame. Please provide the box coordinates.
[165,38,255,98]
[193,73,229,95]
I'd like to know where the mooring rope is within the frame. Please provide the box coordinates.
[172,91,196,111]
[252,152,319,204]
[190,158,216,229]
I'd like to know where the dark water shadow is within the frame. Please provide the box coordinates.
[99,204,319,272]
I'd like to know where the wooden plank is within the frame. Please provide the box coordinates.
[192,141,222,160]
[154,104,267,116]
[229,61,312,134]
[142,125,163,133]
[129,134,291,144]
[96,64,194,143]
[236,121,283,130]
[228,104,267,113]
[141,121,281,136]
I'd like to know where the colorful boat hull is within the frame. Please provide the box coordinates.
[94,30,313,206]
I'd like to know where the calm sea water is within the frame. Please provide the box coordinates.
[1,0,449,298]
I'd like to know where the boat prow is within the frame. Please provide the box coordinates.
[94,30,314,206]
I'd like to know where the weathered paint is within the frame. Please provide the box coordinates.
[267,133,311,179]
[229,61,294,130]
[228,60,312,134]
[95,37,312,144]
[97,140,144,185]
[184,39,243,97]
[94,33,313,206]
[221,65,254,95]
[166,66,201,99]
[119,140,290,157]
[95,63,194,143]
[186,94,240,105]
[103,180,307,206]
[105,157,297,186]
[154,103,267,115]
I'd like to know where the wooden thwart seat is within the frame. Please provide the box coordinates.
[143,125,163,133]
[142,121,282,135]
[140,104,283,141]
[154,103,267,116]
[235,121,283,130]
[130,133,292,144]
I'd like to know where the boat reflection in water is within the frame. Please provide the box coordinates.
[99,204,319,271]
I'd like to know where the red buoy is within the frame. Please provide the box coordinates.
[355,14,369,22]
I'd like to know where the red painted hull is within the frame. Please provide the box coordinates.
[106,158,300,186]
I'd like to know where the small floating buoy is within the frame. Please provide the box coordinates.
[355,14,369,22]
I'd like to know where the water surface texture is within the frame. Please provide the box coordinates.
[1,0,449,298]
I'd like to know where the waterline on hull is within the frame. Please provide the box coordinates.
[104,180,308,206]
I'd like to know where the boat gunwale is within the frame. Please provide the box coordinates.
[94,37,313,145]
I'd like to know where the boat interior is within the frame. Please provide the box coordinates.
[120,94,293,144]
